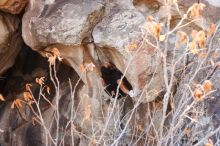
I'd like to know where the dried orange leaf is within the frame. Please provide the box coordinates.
[52,48,60,57]
[189,41,198,54]
[24,92,33,101]
[183,127,190,137]
[193,88,203,100]
[51,48,63,61]
[190,3,205,18]
[208,23,215,36]
[25,83,32,92]
[205,139,214,146]
[36,77,45,86]
[11,102,15,109]
[0,94,5,101]
[203,80,213,93]
[146,15,154,21]
[150,23,162,38]
[80,64,86,72]
[13,99,22,108]
[179,31,187,44]
[197,31,206,48]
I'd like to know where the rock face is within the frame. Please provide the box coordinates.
[0,0,27,14]
[0,0,220,146]
[93,6,163,101]
[22,0,105,49]
[0,12,22,75]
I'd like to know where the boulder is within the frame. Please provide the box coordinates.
[0,0,27,14]
[22,0,105,49]
[93,6,163,102]
[0,12,22,75]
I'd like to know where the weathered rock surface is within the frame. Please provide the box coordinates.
[0,0,220,146]
[93,5,163,102]
[0,12,22,75]
[0,0,27,14]
[22,0,105,49]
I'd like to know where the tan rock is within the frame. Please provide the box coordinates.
[0,0,27,14]
[0,12,22,75]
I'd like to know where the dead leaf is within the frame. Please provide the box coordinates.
[51,48,62,61]
[25,83,32,92]
[11,102,15,109]
[178,31,187,44]
[23,92,33,101]
[36,77,45,86]
[12,99,22,109]
[197,31,206,48]
[137,125,144,132]
[205,139,214,146]
[208,23,215,36]
[190,3,205,18]
[150,22,163,38]
[193,88,203,101]
[80,64,86,72]
[203,80,213,93]
[146,15,154,21]
[0,94,5,102]
[183,127,190,137]
[189,41,198,54]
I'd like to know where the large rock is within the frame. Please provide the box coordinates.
[0,0,27,14]
[93,6,163,102]
[0,12,22,75]
[22,0,105,49]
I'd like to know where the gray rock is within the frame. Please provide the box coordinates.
[0,12,22,75]
[22,0,105,49]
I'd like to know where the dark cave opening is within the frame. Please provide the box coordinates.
[0,44,81,101]
[100,62,132,99]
